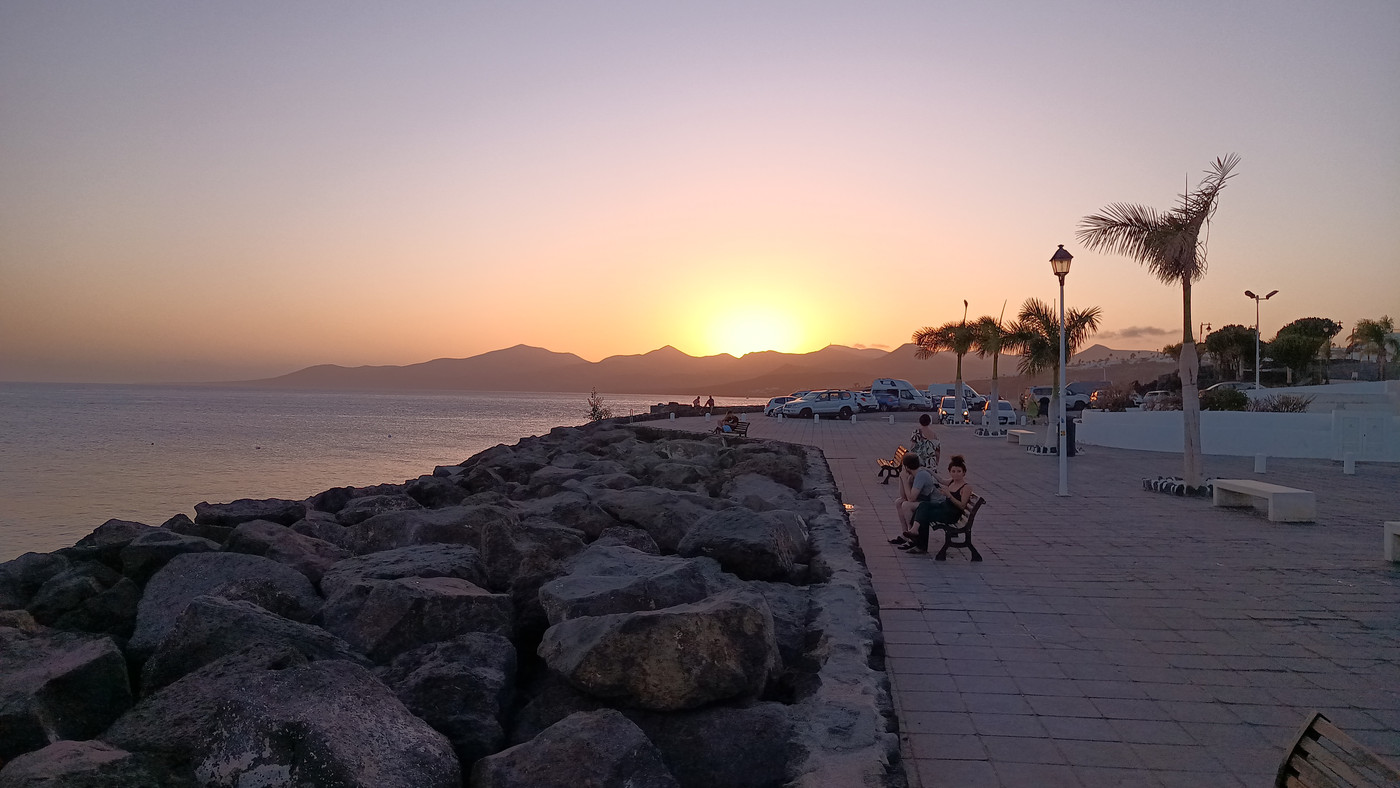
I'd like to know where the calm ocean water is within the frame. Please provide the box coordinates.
[0,384,759,561]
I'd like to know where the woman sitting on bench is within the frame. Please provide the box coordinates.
[714,412,741,434]
[895,455,974,555]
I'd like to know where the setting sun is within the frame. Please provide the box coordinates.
[703,303,809,357]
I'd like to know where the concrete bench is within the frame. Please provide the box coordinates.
[1213,479,1316,522]
[1006,429,1037,445]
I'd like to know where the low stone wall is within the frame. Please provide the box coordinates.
[0,422,901,787]
[1077,409,1400,462]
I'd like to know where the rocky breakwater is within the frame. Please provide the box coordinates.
[0,423,902,787]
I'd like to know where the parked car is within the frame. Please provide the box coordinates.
[780,389,859,419]
[1141,390,1180,411]
[1203,381,1260,393]
[972,399,1018,425]
[926,383,984,409]
[763,396,796,416]
[1023,386,1091,415]
[870,391,900,411]
[853,391,879,411]
[937,395,968,424]
[871,378,932,410]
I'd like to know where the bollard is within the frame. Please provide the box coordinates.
[704,413,711,421]
[1254,454,1267,473]
[887,414,895,425]
[813,413,820,422]
[851,413,857,423]
[669,412,675,420]
[1344,452,1356,475]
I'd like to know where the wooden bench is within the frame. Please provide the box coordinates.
[1213,479,1316,522]
[922,493,986,562]
[1276,710,1400,787]
[714,420,749,439]
[1007,429,1037,445]
[876,446,907,484]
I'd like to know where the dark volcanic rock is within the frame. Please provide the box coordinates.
[61,519,159,568]
[379,633,516,769]
[320,543,488,599]
[307,485,356,513]
[128,552,319,661]
[118,530,219,585]
[335,493,422,525]
[320,576,514,663]
[0,740,192,788]
[0,553,70,611]
[406,474,469,508]
[538,588,779,711]
[141,596,368,693]
[512,491,618,539]
[676,508,809,582]
[630,703,798,788]
[538,545,723,625]
[0,628,132,761]
[162,513,233,545]
[342,504,514,555]
[104,648,459,787]
[471,709,678,788]
[592,526,660,553]
[193,497,306,527]
[26,562,140,638]
[224,519,351,585]
[590,487,719,553]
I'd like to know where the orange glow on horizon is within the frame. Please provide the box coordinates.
[685,301,814,358]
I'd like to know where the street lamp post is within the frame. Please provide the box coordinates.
[1050,245,1073,497]
[1244,289,1278,387]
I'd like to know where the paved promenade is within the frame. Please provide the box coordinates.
[659,413,1400,787]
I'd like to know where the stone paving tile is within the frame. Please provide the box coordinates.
[655,415,1400,786]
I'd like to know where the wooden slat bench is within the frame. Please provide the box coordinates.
[1276,710,1400,787]
[876,446,907,484]
[1213,479,1317,522]
[925,493,986,562]
[1006,429,1037,445]
[715,420,749,441]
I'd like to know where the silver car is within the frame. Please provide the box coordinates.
[780,389,859,420]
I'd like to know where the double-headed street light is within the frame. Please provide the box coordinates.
[1244,289,1278,388]
[1050,245,1073,497]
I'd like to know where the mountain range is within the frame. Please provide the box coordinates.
[233,343,1170,398]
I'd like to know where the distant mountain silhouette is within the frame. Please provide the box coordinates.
[234,342,1157,397]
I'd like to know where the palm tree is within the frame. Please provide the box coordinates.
[971,309,1013,427]
[1348,315,1396,380]
[1005,297,1103,416]
[1077,154,1240,488]
[912,301,978,412]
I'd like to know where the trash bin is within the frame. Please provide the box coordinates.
[1066,415,1078,457]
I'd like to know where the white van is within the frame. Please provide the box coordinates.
[925,382,983,408]
[870,378,932,411]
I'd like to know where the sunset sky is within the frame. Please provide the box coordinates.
[2,1,1397,383]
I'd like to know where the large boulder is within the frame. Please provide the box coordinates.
[590,487,719,553]
[193,498,306,527]
[719,445,808,491]
[676,508,809,583]
[0,740,191,788]
[127,552,319,661]
[335,493,422,525]
[379,633,516,769]
[61,519,160,568]
[538,589,779,711]
[471,709,678,788]
[0,553,70,610]
[103,648,459,787]
[406,475,469,509]
[319,544,488,600]
[630,703,798,788]
[0,628,132,761]
[25,562,140,638]
[223,519,351,586]
[719,472,803,512]
[140,596,369,694]
[538,545,722,625]
[162,513,233,545]
[342,504,515,555]
[118,530,219,585]
[511,491,617,539]
[319,576,514,663]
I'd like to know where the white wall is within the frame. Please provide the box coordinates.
[1076,409,1400,462]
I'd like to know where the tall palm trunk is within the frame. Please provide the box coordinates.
[1180,278,1203,487]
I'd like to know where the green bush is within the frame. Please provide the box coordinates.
[586,387,614,421]
[1200,388,1249,411]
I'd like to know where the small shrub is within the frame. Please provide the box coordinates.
[586,387,614,421]
[1247,394,1314,413]
[1200,388,1248,411]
